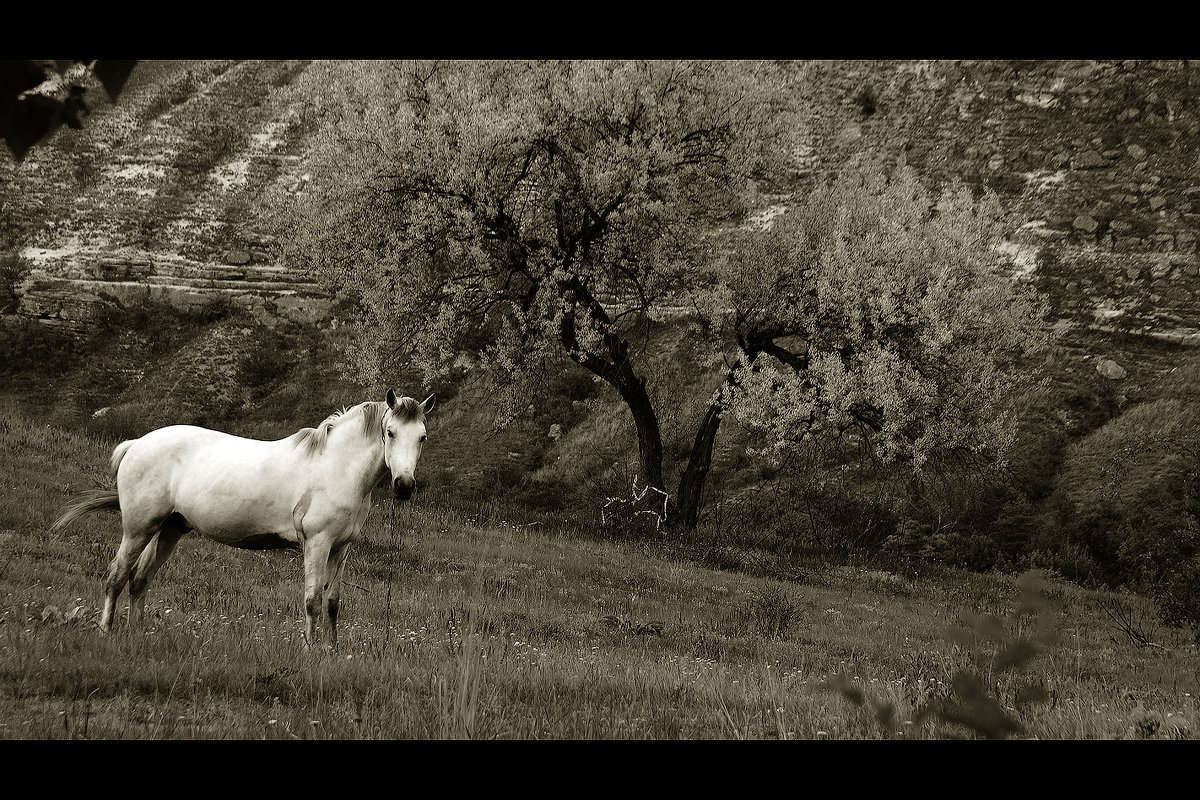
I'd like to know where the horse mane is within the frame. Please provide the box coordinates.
[291,401,392,458]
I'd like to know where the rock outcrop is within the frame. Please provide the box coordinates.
[4,59,1200,345]
[2,60,327,330]
[790,60,1200,345]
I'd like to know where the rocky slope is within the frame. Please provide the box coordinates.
[6,60,1200,541]
[796,60,1200,344]
[2,60,327,330]
[3,59,1199,346]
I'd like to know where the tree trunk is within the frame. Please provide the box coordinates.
[611,371,666,493]
[673,401,723,530]
[555,278,668,499]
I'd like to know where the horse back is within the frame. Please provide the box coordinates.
[111,438,135,477]
[117,425,312,538]
[115,426,287,500]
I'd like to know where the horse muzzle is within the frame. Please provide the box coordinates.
[392,476,415,501]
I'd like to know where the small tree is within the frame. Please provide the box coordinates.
[709,161,1050,468]
[0,248,31,313]
[288,60,1049,530]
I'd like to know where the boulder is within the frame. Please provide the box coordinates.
[1096,358,1127,380]
[224,249,253,266]
[1072,150,1111,170]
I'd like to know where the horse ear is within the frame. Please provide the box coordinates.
[421,394,435,414]
[386,388,397,409]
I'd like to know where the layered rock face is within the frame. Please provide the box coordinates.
[3,60,328,330]
[3,60,1199,343]
[17,248,327,330]
[796,60,1200,344]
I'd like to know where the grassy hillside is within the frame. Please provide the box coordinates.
[1,398,1198,739]
[4,292,1199,575]
[3,253,1200,742]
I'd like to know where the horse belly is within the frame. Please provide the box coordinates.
[225,532,301,550]
[175,494,300,548]
[164,447,301,548]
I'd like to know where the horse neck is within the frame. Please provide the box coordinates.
[320,427,385,497]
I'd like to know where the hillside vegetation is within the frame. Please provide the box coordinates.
[4,295,1200,634]
[1,390,1198,739]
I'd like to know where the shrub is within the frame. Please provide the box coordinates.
[795,484,896,557]
[509,477,570,513]
[1153,561,1200,643]
[749,587,800,640]
[85,402,179,444]
[0,249,32,312]
[987,495,1040,569]
[0,317,76,377]
[1053,398,1200,589]
[192,295,237,324]
[236,332,295,392]
[882,517,1000,572]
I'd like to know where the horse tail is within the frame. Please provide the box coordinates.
[50,489,120,533]
[50,440,134,532]
[110,439,135,478]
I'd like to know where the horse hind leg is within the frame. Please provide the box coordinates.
[128,515,188,628]
[100,531,154,632]
[100,509,172,632]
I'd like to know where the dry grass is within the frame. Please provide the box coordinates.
[1,406,1198,739]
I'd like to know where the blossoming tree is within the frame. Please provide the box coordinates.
[288,60,1048,530]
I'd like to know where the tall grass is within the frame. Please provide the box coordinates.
[2,379,1199,737]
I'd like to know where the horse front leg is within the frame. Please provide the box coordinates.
[323,541,351,653]
[301,533,333,649]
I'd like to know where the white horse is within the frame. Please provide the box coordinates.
[51,389,433,651]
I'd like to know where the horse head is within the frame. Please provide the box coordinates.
[383,389,434,500]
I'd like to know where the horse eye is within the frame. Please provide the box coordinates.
[387,430,395,439]
[420,434,428,443]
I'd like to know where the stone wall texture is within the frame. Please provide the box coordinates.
[792,59,1200,343]
[3,60,1199,341]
